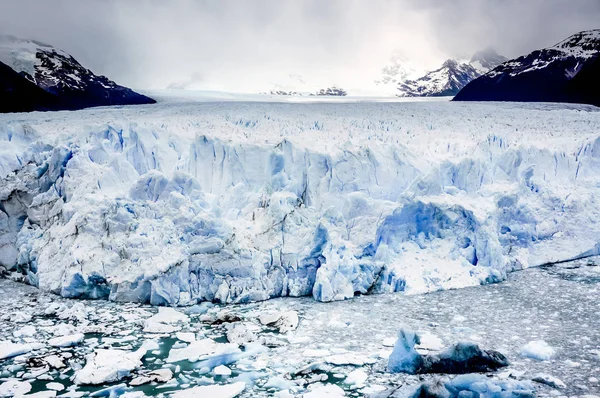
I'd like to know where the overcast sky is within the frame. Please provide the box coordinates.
[1,0,599,92]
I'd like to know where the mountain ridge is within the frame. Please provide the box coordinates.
[0,35,155,112]
[454,29,600,106]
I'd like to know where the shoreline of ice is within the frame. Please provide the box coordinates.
[1,99,600,305]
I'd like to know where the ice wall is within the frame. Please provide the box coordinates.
[1,101,600,305]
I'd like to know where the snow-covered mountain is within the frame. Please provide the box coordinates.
[469,47,508,74]
[373,52,426,94]
[397,60,480,97]
[454,30,600,106]
[395,49,507,97]
[0,35,154,112]
[265,75,348,97]
[0,58,60,112]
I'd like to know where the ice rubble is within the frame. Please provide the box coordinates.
[395,374,535,398]
[169,381,246,398]
[387,328,508,374]
[1,100,600,305]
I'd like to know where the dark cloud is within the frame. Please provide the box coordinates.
[0,0,598,91]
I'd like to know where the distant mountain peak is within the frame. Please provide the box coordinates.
[397,59,480,97]
[469,47,507,73]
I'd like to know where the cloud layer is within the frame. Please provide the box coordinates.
[1,0,598,91]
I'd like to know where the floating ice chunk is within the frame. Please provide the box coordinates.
[264,376,296,391]
[388,329,508,374]
[345,369,368,386]
[10,311,32,323]
[56,303,88,322]
[130,368,173,386]
[387,329,422,373]
[415,331,444,352]
[13,325,36,338]
[520,340,555,360]
[0,341,43,360]
[213,365,232,376]
[48,333,84,347]
[46,382,65,391]
[74,347,148,385]
[259,311,299,333]
[42,354,67,369]
[274,391,294,398]
[325,353,373,366]
[23,391,57,398]
[141,339,160,351]
[226,323,257,345]
[167,339,217,363]
[175,332,196,343]
[184,302,213,315]
[303,384,345,397]
[169,381,246,398]
[194,343,245,369]
[50,323,77,337]
[532,373,566,389]
[303,349,331,358]
[121,393,147,398]
[88,383,127,397]
[0,379,31,397]
[154,307,189,323]
[425,342,509,374]
[144,307,188,333]
[405,374,535,398]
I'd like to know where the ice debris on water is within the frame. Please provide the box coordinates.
[213,364,232,376]
[388,328,508,374]
[532,373,566,389]
[143,307,188,333]
[0,379,32,397]
[259,311,299,333]
[520,340,555,360]
[396,374,535,398]
[303,384,346,397]
[0,341,44,360]
[74,346,149,385]
[169,381,246,398]
[129,368,173,386]
[166,339,217,363]
[387,329,422,373]
[48,333,84,347]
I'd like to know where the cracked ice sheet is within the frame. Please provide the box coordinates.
[0,258,598,396]
[2,99,600,305]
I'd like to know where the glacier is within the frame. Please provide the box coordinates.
[1,98,600,305]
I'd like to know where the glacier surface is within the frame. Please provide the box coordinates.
[1,98,600,305]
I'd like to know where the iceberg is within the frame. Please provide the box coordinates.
[74,346,149,385]
[1,100,600,305]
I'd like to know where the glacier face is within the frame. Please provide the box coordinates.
[1,99,600,305]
